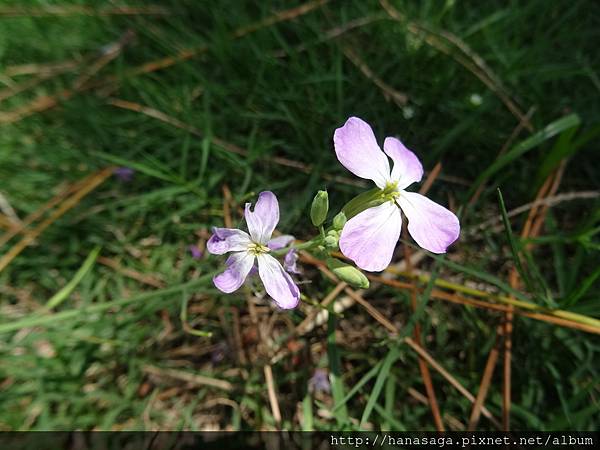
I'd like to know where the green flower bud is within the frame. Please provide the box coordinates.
[323,234,339,249]
[326,258,369,289]
[310,190,329,227]
[332,212,347,230]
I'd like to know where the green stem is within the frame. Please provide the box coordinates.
[271,238,321,256]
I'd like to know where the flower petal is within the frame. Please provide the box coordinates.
[267,234,295,250]
[283,248,300,274]
[383,137,423,189]
[339,201,402,272]
[245,191,279,244]
[334,117,391,189]
[257,253,300,309]
[207,228,251,255]
[397,192,460,253]
[213,251,255,293]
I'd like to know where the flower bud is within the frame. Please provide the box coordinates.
[323,234,339,249]
[310,190,329,227]
[326,258,369,289]
[332,212,347,230]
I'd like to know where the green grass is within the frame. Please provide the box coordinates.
[0,0,599,431]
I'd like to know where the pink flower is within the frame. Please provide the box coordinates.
[207,191,300,309]
[334,117,460,271]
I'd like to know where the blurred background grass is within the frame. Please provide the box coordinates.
[0,0,599,431]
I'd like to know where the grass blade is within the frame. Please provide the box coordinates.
[45,246,101,310]
[467,114,581,199]
[359,345,400,429]
[0,274,214,334]
[327,314,349,428]
[497,188,534,295]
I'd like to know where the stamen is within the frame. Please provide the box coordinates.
[247,242,270,255]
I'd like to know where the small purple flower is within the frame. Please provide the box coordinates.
[284,248,300,274]
[207,191,300,309]
[309,368,331,394]
[334,117,460,271]
[113,167,135,182]
[188,244,203,259]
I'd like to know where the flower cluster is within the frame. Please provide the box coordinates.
[206,117,460,308]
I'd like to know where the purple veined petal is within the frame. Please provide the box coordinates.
[383,137,423,189]
[267,234,295,250]
[256,253,300,309]
[283,248,300,274]
[213,251,255,293]
[397,191,460,254]
[207,228,251,255]
[334,117,391,189]
[245,191,279,244]
[339,201,402,272]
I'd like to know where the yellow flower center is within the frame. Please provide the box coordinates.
[382,182,400,203]
[247,242,270,255]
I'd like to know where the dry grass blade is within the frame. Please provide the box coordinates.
[0,178,92,247]
[0,168,113,273]
[0,69,74,103]
[404,245,445,431]
[222,185,234,228]
[296,282,347,335]
[379,0,531,130]
[143,365,233,392]
[404,336,502,429]
[97,256,165,288]
[300,252,501,427]
[468,166,560,431]
[0,32,133,124]
[264,365,282,428]
[340,43,408,107]
[367,274,600,334]
[233,0,329,38]
[115,0,329,80]
[406,163,445,431]
[107,98,366,187]
[0,5,170,17]
[4,60,80,77]
[2,1,328,125]
[467,339,500,430]
[0,192,21,226]
[469,190,600,236]
[419,162,442,195]
[272,14,386,57]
